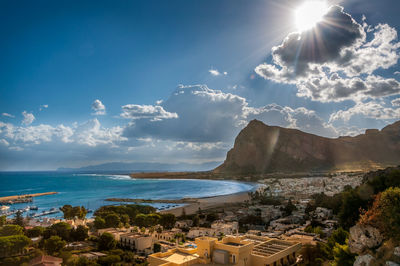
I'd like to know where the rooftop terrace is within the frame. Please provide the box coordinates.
[252,240,294,257]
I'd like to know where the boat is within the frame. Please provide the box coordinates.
[29,206,38,211]
[0,205,10,213]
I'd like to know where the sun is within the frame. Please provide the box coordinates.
[295,1,328,31]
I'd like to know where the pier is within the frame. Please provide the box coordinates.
[0,192,58,204]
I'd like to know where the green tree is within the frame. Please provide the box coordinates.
[192,215,200,227]
[0,215,6,226]
[120,214,130,225]
[338,189,367,229]
[44,235,66,255]
[94,216,106,229]
[71,225,88,241]
[145,213,161,227]
[60,205,73,219]
[105,213,120,228]
[26,226,45,238]
[283,199,297,216]
[43,222,72,241]
[121,251,135,263]
[134,214,147,227]
[98,232,117,251]
[0,235,31,257]
[13,210,24,227]
[159,213,176,229]
[0,224,24,236]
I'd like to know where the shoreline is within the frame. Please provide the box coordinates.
[105,180,261,216]
[159,190,252,216]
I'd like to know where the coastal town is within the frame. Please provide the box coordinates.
[3,168,398,266]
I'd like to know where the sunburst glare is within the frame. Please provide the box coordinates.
[295,1,328,31]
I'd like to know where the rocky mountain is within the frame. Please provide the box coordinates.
[215,120,400,174]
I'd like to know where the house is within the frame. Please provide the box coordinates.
[148,235,302,266]
[152,229,182,242]
[187,227,216,239]
[175,219,193,229]
[29,255,62,266]
[97,228,127,241]
[148,247,200,265]
[79,252,107,260]
[120,233,153,255]
[211,220,238,235]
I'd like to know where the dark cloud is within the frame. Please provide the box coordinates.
[255,5,400,103]
[272,5,363,78]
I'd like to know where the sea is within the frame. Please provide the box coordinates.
[0,172,256,218]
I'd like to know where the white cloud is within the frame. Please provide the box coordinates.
[209,69,227,76]
[391,98,400,106]
[2,113,15,118]
[91,99,106,115]
[120,104,178,121]
[209,69,221,76]
[255,5,400,103]
[329,101,400,122]
[22,111,35,125]
[395,71,400,75]
[0,139,9,146]
[0,119,125,147]
[39,104,48,111]
[123,84,338,142]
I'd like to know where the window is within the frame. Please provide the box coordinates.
[232,254,236,264]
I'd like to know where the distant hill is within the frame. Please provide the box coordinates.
[58,161,221,173]
[215,120,400,174]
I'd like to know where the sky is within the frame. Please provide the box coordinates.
[1,0,400,170]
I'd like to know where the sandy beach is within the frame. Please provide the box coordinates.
[159,191,251,216]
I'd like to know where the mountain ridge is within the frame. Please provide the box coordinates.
[215,119,400,174]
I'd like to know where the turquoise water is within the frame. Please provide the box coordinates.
[0,172,256,218]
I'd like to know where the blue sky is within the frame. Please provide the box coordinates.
[1,0,400,170]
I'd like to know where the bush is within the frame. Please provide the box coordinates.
[360,187,400,240]
[97,255,121,265]
[331,242,355,266]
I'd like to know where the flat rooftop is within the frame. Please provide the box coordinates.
[162,252,198,264]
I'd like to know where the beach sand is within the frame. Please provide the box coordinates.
[159,191,251,216]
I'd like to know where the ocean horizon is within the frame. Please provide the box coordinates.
[0,171,257,218]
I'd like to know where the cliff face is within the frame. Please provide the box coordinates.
[215,120,400,173]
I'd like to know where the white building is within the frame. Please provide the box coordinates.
[211,221,238,236]
[120,233,153,255]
